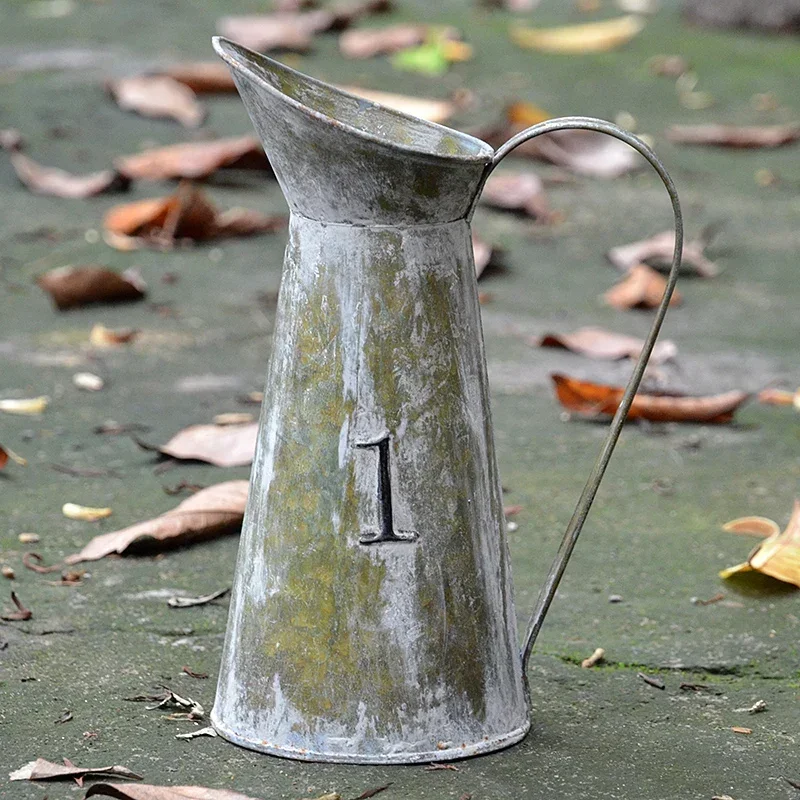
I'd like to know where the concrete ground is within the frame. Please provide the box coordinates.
[1,0,799,798]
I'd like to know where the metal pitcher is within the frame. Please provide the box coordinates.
[210,36,683,764]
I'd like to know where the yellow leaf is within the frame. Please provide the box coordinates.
[720,501,800,588]
[62,503,113,522]
[0,397,49,415]
[510,15,645,54]
[506,100,551,127]
[441,39,473,63]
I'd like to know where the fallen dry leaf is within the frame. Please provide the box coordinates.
[581,647,605,668]
[603,264,682,310]
[9,151,130,198]
[1,565,15,579]
[731,726,752,735]
[65,480,248,564]
[62,503,113,522]
[147,422,258,467]
[89,324,139,348]
[217,11,334,52]
[608,226,720,278]
[478,105,641,178]
[1,591,32,621]
[551,373,750,423]
[84,783,262,800]
[1,127,23,150]
[480,171,551,221]
[9,759,141,782]
[103,183,285,251]
[340,23,425,58]
[116,137,271,182]
[758,387,800,408]
[37,265,146,310]
[108,76,205,128]
[723,516,781,538]
[0,444,27,469]
[168,587,230,608]
[536,326,677,364]
[175,727,218,740]
[510,15,645,54]
[23,552,63,574]
[666,123,800,148]
[155,62,237,93]
[0,396,49,415]
[721,501,800,588]
[212,412,254,426]
[74,372,105,392]
[648,53,690,77]
[336,86,455,124]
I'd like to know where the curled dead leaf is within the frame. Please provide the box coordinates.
[477,105,640,178]
[217,11,334,52]
[339,24,425,58]
[168,587,230,608]
[65,480,248,564]
[0,397,49,415]
[758,387,800,407]
[510,15,645,54]
[1,591,32,621]
[603,264,682,310]
[108,76,205,128]
[145,422,258,467]
[9,759,141,782]
[103,183,285,250]
[116,137,272,182]
[480,171,551,221]
[608,226,720,278]
[89,324,139,348]
[666,123,800,148]
[581,647,605,668]
[335,86,455,124]
[551,373,750,423]
[62,503,113,522]
[535,326,677,364]
[155,62,237,93]
[37,265,146,310]
[83,783,263,800]
[23,552,63,574]
[721,501,800,588]
[9,151,130,198]
[0,444,27,469]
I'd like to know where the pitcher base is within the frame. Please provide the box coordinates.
[210,712,531,764]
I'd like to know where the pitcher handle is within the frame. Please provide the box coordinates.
[476,116,683,673]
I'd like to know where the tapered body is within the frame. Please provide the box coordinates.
[211,39,529,763]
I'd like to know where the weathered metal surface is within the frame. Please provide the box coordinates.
[210,38,682,764]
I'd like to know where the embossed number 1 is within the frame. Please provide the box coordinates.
[356,434,418,545]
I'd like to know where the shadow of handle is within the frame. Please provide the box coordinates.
[477,117,684,674]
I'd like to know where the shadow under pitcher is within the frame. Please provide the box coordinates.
[210,36,684,765]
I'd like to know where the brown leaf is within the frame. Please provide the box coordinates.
[758,387,799,407]
[108,76,205,128]
[666,123,800,148]
[217,11,334,52]
[65,480,248,564]
[339,24,425,58]
[155,62,237,93]
[9,152,130,198]
[37,265,146,310]
[480,171,551,221]
[152,422,259,467]
[536,326,677,364]
[84,783,262,800]
[9,759,141,782]
[116,137,272,181]
[335,86,455,124]
[89,325,139,348]
[103,183,284,250]
[551,373,750,423]
[23,552,63,574]
[182,666,209,679]
[479,107,640,178]
[722,516,781,538]
[1,591,32,621]
[607,227,719,278]
[721,501,800,588]
[603,264,682,310]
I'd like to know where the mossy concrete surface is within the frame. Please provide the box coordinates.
[1,0,799,798]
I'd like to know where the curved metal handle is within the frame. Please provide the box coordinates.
[477,116,683,673]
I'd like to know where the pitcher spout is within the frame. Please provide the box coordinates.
[213,37,493,225]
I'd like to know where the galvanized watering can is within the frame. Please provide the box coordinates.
[210,36,683,764]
